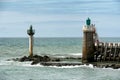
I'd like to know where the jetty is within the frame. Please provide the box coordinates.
[82,18,120,62]
[82,18,120,68]
[10,18,120,69]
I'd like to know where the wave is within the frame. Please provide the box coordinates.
[69,53,82,57]
[102,67,120,71]
[0,60,120,70]
[48,64,94,68]
[0,60,45,67]
[49,53,82,58]
[0,60,92,68]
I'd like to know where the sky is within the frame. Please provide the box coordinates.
[0,0,120,37]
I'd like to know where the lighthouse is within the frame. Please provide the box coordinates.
[82,18,95,62]
[27,25,35,57]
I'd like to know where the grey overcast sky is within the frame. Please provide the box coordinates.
[0,0,120,37]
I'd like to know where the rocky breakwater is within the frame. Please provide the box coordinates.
[10,55,60,65]
[8,55,120,69]
[9,54,82,66]
[92,62,120,69]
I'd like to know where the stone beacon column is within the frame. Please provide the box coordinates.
[82,18,95,63]
[27,25,35,57]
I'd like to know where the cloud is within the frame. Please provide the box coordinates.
[0,0,19,2]
[0,11,85,24]
[0,0,120,37]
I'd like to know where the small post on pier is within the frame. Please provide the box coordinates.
[82,18,95,62]
[27,25,35,57]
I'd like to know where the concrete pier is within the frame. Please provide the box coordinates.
[27,25,35,57]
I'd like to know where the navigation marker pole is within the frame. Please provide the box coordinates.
[27,25,35,57]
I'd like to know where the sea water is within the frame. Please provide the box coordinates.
[0,38,120,80]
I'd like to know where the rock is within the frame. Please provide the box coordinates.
[19,56,27,62]
[43,55,51,62]
[13,58,19,61]
[51,58,61,62]
[10,55,54,64]
[40,62,82,66]
[31,59,40,65]
[30,55,54,65]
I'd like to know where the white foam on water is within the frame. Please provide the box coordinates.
[48,65,81,68]
[0,60,45,67]
[0,60,93,69]
[51,53,82,58]
[48,64,94,69]
[102,67,120,70]
[0,60,26,66]
[20,63,94,69]
[70,53,82,56]
[22,63,44,67]
[1,60,120,70]
[79,64,94,68]
[0,58,93,69]
[0,60,14,66]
